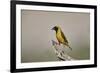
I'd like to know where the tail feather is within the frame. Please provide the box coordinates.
[63,43,72,50]
[67,45,72,50]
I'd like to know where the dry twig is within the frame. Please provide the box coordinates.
[52,40,74,61]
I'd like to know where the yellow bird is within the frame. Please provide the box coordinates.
[52,26,72,50]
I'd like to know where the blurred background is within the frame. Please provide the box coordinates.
[21,10,90,63]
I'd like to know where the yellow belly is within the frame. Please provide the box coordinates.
[56,30,64,43]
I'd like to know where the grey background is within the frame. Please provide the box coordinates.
[21,10,90,63]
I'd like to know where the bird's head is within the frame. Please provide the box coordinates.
[52,26,60,32]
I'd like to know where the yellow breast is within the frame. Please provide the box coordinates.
[56,29,64,43]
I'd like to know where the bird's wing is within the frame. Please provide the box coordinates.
[61,31,69,43]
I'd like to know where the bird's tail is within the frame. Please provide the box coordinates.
[67,45,72,50]
[64,43,72,50]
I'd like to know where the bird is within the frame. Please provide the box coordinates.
[52,25,72,50]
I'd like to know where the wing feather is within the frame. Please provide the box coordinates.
[61,31,68,43]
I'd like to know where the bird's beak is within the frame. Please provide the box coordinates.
[51,27,54,30]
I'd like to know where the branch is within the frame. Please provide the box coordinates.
[51,40,74,61]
